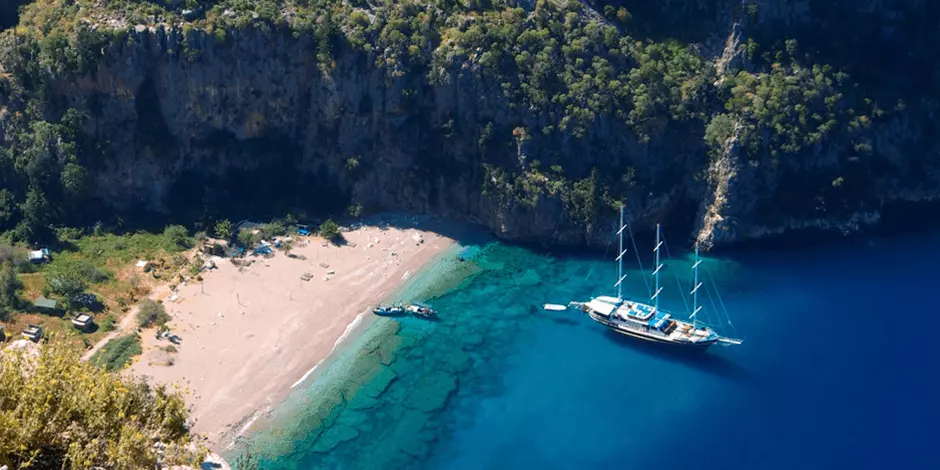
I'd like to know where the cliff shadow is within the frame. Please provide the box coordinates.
[587,0,730,45]
[161,132,348,228]
[361,213,496,249]
[0,0,28,31]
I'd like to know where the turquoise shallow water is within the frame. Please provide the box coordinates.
[238,229,940,469]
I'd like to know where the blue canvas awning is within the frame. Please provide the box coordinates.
[648,311,671,329]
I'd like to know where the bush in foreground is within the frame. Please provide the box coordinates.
[0,337,203,468]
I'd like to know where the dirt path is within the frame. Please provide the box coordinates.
[81,284,173,361]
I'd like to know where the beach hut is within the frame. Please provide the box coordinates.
[29,248,50,264]
[297,224,310,236]
[33,296,58,313]
[72,313,94,332]
[22,324,42,342]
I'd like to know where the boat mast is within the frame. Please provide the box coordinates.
[690,243,703,328]
[615,206,627,300]
[651,224,663,313]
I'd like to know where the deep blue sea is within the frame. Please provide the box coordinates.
[239,229,940,470]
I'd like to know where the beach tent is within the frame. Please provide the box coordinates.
[252,246,273,256]
[29,248,50,263]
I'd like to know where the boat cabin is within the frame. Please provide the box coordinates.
[72,314,94,332]
[22,325,42,342]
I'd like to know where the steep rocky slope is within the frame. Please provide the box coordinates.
[1,0,937,248]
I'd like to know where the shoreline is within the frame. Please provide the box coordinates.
[129,216,459,450]
[232,242,465,448]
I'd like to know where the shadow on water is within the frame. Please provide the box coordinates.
[601,330,755,385]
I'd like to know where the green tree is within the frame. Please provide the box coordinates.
[0,336,203,468]
[237,228,258,249]
[214,219,234,240]
[0,261,22,320]
[47,268,88,300]
[261,221,286,238]
[0,189,16,229]
[163,225,193,250]
[318,219,342,242]
[60,162,87,197]
[18,186,51,241]
[136,299,171,328]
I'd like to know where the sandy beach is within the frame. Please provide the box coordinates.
[130,217,456,448]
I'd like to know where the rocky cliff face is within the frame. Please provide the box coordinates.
[50,23,706,248]
[3,0,939,249]
[691,0,940,247]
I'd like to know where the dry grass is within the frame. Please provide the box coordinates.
[2,229,198,352]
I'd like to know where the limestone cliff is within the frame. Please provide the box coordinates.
[1,0,938,249]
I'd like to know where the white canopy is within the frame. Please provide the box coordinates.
[586,298,617,317]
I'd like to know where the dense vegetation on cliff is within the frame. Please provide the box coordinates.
[0,0,937,247]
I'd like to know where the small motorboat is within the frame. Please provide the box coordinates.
[405,303,437,319]
[372,304,405,316]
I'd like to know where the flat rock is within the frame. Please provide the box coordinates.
[345,394,380,411]
[403,371,457,413]
[438,349,472,373]
[312,424,359,453]
[460,333,485,349]
[361,365,397,398]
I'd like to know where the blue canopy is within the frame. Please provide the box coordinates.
[648,311,671,329]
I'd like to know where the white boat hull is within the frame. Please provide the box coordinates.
[589,311,717,350]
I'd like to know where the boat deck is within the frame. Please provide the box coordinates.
[584,297,717,344]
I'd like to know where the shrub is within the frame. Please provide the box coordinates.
[2,337,201,467]
[261,221,286,238]
[0,261,22,317]
[89,334,142,371]
[214,219,234,240]
[136,299,171,328]
[237,228,259,249]
[100,315,117,332]
[319,219,342,241]
[163,225,193,250]
[346,202,363,218]
[47,269,88,299]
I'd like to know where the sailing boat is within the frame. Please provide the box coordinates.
[566,207,742,350]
